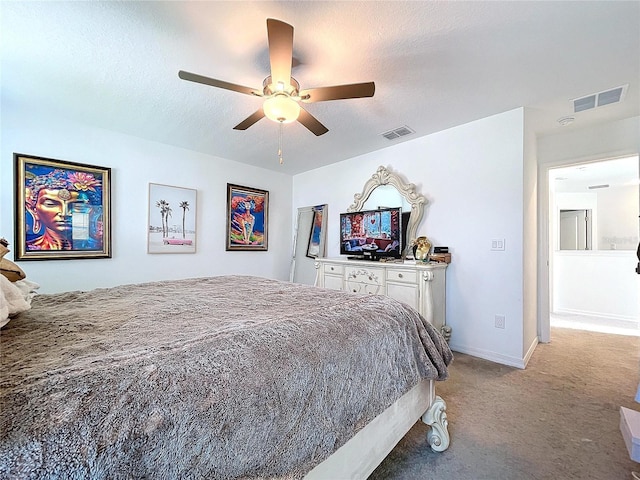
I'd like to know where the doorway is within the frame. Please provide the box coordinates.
[543,155,640,338]
[559,209,592,250]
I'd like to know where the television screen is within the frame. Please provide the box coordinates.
[340,207,402,259]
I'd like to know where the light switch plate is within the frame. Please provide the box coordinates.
[491,239,505,251]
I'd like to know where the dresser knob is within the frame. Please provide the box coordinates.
[330,267,334,271]
[398,273,403,278]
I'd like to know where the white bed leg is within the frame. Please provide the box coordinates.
[421,395,450,452]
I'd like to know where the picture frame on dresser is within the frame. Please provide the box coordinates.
[13,153,111,261]
[226,183,269,251]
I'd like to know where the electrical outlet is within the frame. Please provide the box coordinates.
[495,314,506,329]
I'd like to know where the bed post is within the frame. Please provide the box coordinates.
[422,395,450,452]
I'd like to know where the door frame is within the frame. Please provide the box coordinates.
[538,154,640,343]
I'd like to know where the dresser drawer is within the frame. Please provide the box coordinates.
[345,266,384,285]
[323,274,344,291]
[344,266,384,295]
[386,268,417,283]
[323,263,344,275]
[345,281,383,295]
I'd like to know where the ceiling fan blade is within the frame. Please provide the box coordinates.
[266,18,294,86]
[179,70,261,97]
[297,107,329,136]
[233,109,265,130]
[299,82,375,103]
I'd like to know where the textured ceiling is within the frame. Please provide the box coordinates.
[1,1,639,175]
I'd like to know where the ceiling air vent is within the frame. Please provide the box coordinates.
[381,125,415,141]
[572,84,628,113]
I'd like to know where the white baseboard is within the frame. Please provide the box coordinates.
[554,308,639,326]
[522,335,539,368]
[448,343,529,369]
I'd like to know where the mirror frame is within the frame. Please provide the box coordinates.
[348,166,426,259]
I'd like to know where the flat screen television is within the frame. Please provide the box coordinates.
[340,207,402,260]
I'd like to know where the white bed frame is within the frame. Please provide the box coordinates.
[305,380,449,479]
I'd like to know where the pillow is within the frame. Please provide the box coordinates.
[0,239,8,259]
[14,279,40,304]
[0,275,32,328]
[0,258,26,282]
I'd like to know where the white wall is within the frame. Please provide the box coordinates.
[538,116,640,166]
[1,111,293,293]
[597,185,638,250]
[294,108,529,367]
[554,251,639,322]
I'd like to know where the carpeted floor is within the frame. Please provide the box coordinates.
[369,327,640,480]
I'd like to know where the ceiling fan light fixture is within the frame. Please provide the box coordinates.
[179,19,374,139]
[263,94,300,123]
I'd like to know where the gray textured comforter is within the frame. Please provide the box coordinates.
[0,275,452,479]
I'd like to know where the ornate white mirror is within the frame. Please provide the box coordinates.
[348,166,426,259]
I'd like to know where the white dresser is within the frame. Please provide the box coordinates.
[315,257,448,336]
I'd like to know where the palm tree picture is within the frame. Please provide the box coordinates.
[148,184,197,254]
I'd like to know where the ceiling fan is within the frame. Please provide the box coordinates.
[178,18,375,137]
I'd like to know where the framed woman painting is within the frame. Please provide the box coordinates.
[14,153,111,260]
[226,183,268,251]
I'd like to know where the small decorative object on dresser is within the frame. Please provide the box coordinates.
[430,252,452,263]
[413,236,432,262]
[430,245,452,263]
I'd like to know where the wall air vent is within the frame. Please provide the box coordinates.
[381,125,415,141]
[572,84,628,113]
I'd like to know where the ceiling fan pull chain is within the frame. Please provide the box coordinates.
[278,121,284,165]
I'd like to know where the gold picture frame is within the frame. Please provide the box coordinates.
[14,153,111,260]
